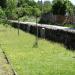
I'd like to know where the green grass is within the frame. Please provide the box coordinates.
[0,24,75,75]
[64,24,75,28]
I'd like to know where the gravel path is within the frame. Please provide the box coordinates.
[0,48,14,75]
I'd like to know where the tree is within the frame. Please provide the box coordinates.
[0,0,7,8]
[0,7,6,23]
[65,0,74,16]
[43,1,52,13]
[37,1,42,10]
[52,0,66,15]
[0,7,6,18]
[17,0,37,7]
[5,0,18,19]
[52,0,74,16]
[17,0,39,16]
[17,0,28,7]
[32,7,41,17]
[73,6,75,16]
[52,0,64,4]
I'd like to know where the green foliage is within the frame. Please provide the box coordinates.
[5,8,17,20]
[37,1,42,10]
[23,7,33,16]
[19,16,40,22]
[5,0,18,20]
[64,24,75,28]
[17,6,32,17]
[39,17,51,24]
[17,7,24,17]
[43,1,52,13]
[19,16,29,21]
[32,7,41,17]
[17,0,29,7]
[16,0,41,18]
[0,7,5,18]
[0,0,74,24]
[0,7,6,23]
[17,0,37,7]
[52,0,64,4]
[73,6,75,15]
[0,0,7,8]
[65,0,74,16]
[52,0,66,15]
[52,0,74,16]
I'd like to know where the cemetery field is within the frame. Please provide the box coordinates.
[0,24,75,75]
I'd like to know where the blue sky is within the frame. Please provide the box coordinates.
[34,0,75,5]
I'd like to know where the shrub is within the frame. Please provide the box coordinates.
[5,9,18,20]
[19,16,29,22]
[0,7,6,23]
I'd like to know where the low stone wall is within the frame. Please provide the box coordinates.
[11,21,75,50]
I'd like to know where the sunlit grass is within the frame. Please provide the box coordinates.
[0,24,75,75]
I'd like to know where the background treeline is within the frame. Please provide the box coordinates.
[0,0,75,23]
[0,0,51,21]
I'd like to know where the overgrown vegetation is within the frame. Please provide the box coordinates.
[52,1,66,15]
[0,7,7,23]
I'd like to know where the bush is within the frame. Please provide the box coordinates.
[5,9,18,20]
[32,7,41,17]
[0,7,6,18]
[0,7,6,23]
[19,16,40,22]
[19,16,29,21]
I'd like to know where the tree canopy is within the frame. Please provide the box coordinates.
[52,0,74,16]
[0,0,74,20]
[52,0,66,15]
[0,0,7,8]
[43,1,52,13]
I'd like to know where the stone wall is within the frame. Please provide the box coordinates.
[11,21,75,50]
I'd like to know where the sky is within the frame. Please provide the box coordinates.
[34,0,75,5]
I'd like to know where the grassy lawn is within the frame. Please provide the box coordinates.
[0,24,75,75]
